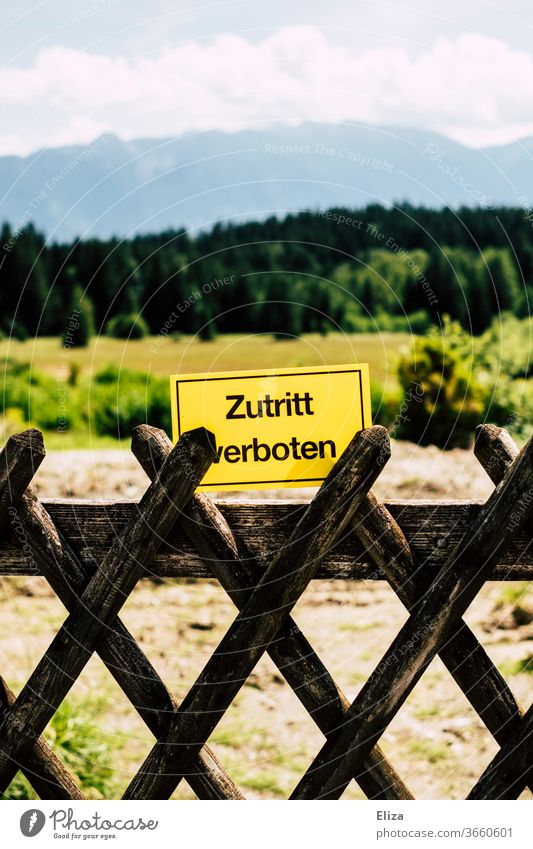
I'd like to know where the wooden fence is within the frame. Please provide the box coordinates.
[0,422,531,800]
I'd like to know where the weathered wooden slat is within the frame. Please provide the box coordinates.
[467,424,532,799]
[474,423,520,484]
[0,424,530,802]
[0,676,85,800]
[0,428,217,793]
[9,488,243,800]
[0,499,530,579]
[467,701,533,799]
[290,431,533,799]
[353,429,530,791]
[0,431,84,800]
[123,425,391,800]
[0,429,45,535]
[131,424,412,801]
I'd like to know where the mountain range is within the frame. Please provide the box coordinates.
[1,123,532,241]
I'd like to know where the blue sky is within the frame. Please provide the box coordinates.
[2,1,533,154]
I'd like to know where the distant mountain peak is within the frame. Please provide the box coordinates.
[0,123,528,240]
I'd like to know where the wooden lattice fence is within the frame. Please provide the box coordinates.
[0,422,531,800]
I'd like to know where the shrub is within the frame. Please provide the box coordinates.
[396,317,486,448]
[85,366,171,437]
[344,310,432,334]
[484,376,533,440]
[105,312,149,339]
[477,313,532,380]
[1,362,66,429]
[63,285,96,348]
[370,381,403,429]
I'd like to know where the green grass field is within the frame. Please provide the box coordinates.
[0,333,411,448]
[0,332,411,382]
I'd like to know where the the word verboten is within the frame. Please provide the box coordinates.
[170,364,371,491]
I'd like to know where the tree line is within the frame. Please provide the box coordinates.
[1,203,531,343]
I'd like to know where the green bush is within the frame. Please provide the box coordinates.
[85,366,171,437]
[370,381,403,428]
[105,312,149,339]
[344,310,432,334]
[1,361,85,432]
[396,318,486,448]
[483,376,533,440]
[477,313,532,380]
[63,284,96,348]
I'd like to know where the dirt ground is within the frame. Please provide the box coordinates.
[0,441,531,800]
[32,439,496,501]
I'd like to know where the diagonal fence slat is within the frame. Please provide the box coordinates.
[0,431,84,800]
[353,485,530,787]
[132,424,412,801]
[0,676,85,800]
[465,423,532,799]
[123,425,391,800]
[353,423,531,796]
[0,428,217,794]
[10,487,243,800]
[467,701,533,800]
[290,432,533,799]
[0,424,530,801]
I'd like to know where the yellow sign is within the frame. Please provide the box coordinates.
[170,364,372,491]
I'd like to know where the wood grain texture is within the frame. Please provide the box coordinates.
[0,429,45,534]
[0,430,84,799]
[0,500,529,579]
[123,425,392,799]
[468,424,532,798]
[354,493,528,784]
[0,425,530,801]
[0,428,217,793]
[467,701,533,799]
[353,424,531,795]
[290,432,533,799]
[10,488,243,800]
[474,424,520,485]
[130,424,412,801]
[0,676,85,800]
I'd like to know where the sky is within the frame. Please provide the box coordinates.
[2,0,533,156]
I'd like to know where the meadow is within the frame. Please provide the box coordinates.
[0,333,411,448]
[0,332,410,381]
[1,327,531,800]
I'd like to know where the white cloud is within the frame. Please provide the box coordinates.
[2,27,533,155]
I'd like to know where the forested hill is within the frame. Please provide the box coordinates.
[1,204,531,340]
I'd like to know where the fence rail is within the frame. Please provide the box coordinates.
[0,422,531,801]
